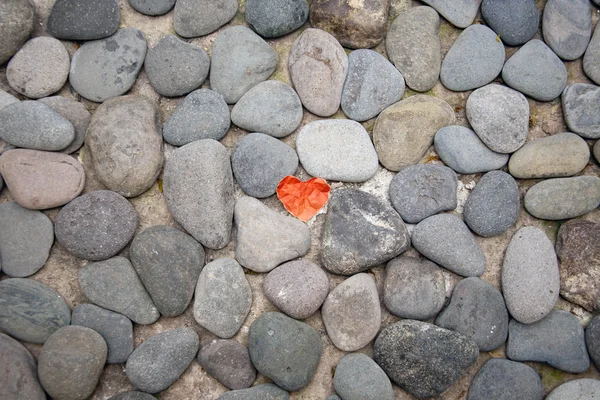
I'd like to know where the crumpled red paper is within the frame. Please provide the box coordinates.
[276,176,331,222]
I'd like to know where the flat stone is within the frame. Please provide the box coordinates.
[163,89,230,146]
[309,0,389,49]
[263,259,329,319]
[246,0,309,38]
[126,328,199,394]
[0,278,70,344]
[389,164,458,224]
[197,339,256,390]
[38,326,107,400]
[69,28,147,103]
[194,259,252,338]
[130,225,205,317]
[231,80,303,138]
[174,0,237,38]
[547,379,600,400]
[481,0,539,46]
[584,22,600,85]
[341,49,405,122]
[562,83,600,139]
[231,133,299,198]
[322,189,409,275]
[374,95,455,170]
[467,358,543,400]
[0,333,46,400]
[163,139,234,249]
[586,316,600,369]
[556,220,600,312]
[145,35,209,97]
[386,6,441,92]
[39,96,90,154]
[524,176,600,220]
[128,0,175,16]
[502,226,560,324]
[234,196,310,272]
[0,0,34,65]
[0,202,53,277]
[420,0,482,28]
[289,28,348,117]
[412,213,486,277]
[542,0,592,60]
[296,119,379,182]
[502,39,568,101]
[464,170,520,237]
[217,384,290,400]
[322,273,381,351]
[248,312,322,391]
[6,37,70,99]
[434,125,509,174]
[374,320,479,398]
[466,84,529,153]
[333,353,393,400]
[78,256,160,325]
[48,0,120,40]
[507,310,590,373]
[384,255,446,320]
[441,25,505,91]
[71,303,133,364]
[110,392,157,400]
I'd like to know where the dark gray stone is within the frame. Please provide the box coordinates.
[129,0,175,16]
[0,0,34,65]
[39,96,91,155]
[246,0,309,38]
[542,0,592,60]
[420,0,482,28]
[197,339,256,390]
[333,353,393,400]
[248,312,322,391]
[48,0,120,40]
[174,0,237,38]
[467,358,543,400]
[547,379,600,400]
[584,22,600,85]
[110,392,156,400]
[0,333,45,400]
[125,328,199,394]
[586,316,600,369]
[481,0,539,46]
[0,278,70,344]
[562,83,600,139]
[217,384,290,400]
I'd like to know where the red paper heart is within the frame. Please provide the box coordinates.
[276,176,331,222]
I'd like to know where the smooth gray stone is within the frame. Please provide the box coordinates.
[464,171,520,237]
[0,89,19,110]
[524,176,600,220]
[595,140,600,163]
[322,189,410,275]
[467,358,543,400]
[163,139,234,249]
[0,278,70,344]
[231,80,303,138]
[412,213,486,277]
[71,303,133,364]
[216,384,290,400]
[466,84,529,153]
[69,28,147,103]
[436,277,508,351]
[145,35,209,97]
[126,328,200,393]
[584,22,600,85]
[130,225,205,317]
[0,333,46,400]
[502,39,568,101]
[420,0,482,28]
[327,396,341,400]
[163,89,230,146]
[193,259,252,338]
[341,49,404,122]
[542,0,592,60]
[374,320,479,398]
[39,96,90,155]
[434,125,509,174]
[507,310,590,373]
[38,326,107,400]
[78,257,160,325]
[197,339,256,390]
[110,392,156,400]
[246,0,308,38]
[333,353,393,400]
[441,25,505,91]
[502,226,559,324]
[129,0,175,16]
[562,83,600,139]
[231,132,298,198]
[47,0,120,40]
[210,26,278,104]
[389,164,458,224]
[0,0,34,65]
[547,379,600,400]
[481,0,539,46]
[248,312,322,391]
[0,202,53,278]
[587,316,600,369]
[0,101,74,151]
[174,0,237,38]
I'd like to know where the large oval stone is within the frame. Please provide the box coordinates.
[420,0,482,28]
[468,358,543,400]
[547,379,600,400]
[333,353,393,400]
[481,0,539,46]
[217,384,290,400]
[173,0,237,37]
[0,333,45,400]
[542,0,592,61]
[0,0,34,65]
[561,83,600,139]
[47,0,119,40]
[197,339,256,390]
[245,0,308,38]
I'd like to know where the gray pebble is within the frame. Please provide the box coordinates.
[467,358,543,400]
[128,0,175,16]
[542,0,592,60]
[420,0,482,28]
[38,96,90,154]
[481,0,539,46]
[0,0,34,65]
[174,0,237,38]
[246,0,309,38]
[327,396,341,400]
[595,140,600,163]
[584,21,600,85]
[197,339,256,390]
[48,0,120,40]
[217,384,290,400]
[0,333,45,400]
[110,392,156,400]
[587,316,600,369]
[0,89,19,110]
[333,353,393,400]
[562,83,600,139]
[547,379,600,400]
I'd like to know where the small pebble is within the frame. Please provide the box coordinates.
[38,96,90,154]
[467,358,543,400]
[197,339,256,390]
[128,0,175,16]
[546,379,600,400]
[245,0,309,38]
[333,353,393,400]
[481,0,539,46]
[174,0,237,38]
[0,0,34,64]
[0,333,45,400]
[48,0,120,40]
[217,384,290,400]
[420,0,482,28]
[562,83,600,139]
[542,0,592,61]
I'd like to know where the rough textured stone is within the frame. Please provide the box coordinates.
[0,333,46,400]
[546,379,600,400]
[374,95,455,170]
[502,226,560,324]
[48,0,120,40]
[467,358,543,400]
[38,96,90,154]
[586,316,600,369]
[0,0,34,65]
[289,28,348,117]
[584,22,600,85]
[562,83,600,139]
[542,0,592,61]
[217,384,290,400]
[128,0,175,16]
[374,320,479,398]
[234,196,310,273]
[197,339,256,390]
[174,0,237,38]
[481,0,539,46]
[333,353,393,400]
[246,0,309,38]
[130,225,205,317]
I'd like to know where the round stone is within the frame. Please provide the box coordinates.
[0,0,34,65]
[128,0,175,16]
[481,0,539,46]
[47,0,120,40]
[419,0,482,28]
[38,96,90,155]
[584,22,600,86]
[333,353,393,400]
[586,316,600,369]
[246,0,309,38]
[467,358,543,400]
[562,83,600,139]
[547,379,600,400]
[197,339,256,390]
[174,0,237,38]
[542,0,592,61]
[0,333,46,400]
